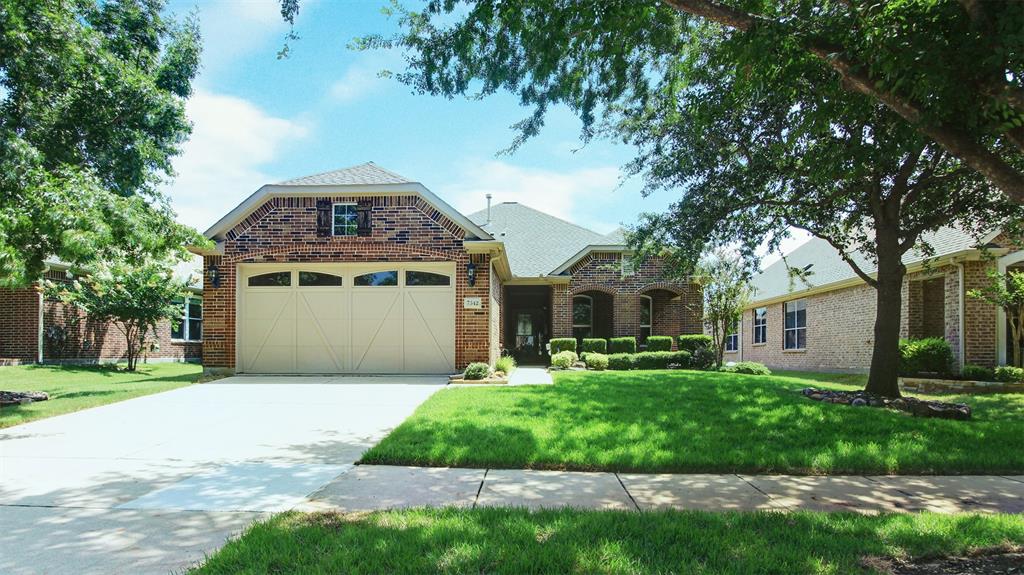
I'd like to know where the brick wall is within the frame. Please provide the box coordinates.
[0,286,40,363]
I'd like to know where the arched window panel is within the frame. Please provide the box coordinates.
[248,272,291,287]
[405,271,450,286]
[354,271,399,286]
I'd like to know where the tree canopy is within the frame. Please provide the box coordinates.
[0,0,205,285]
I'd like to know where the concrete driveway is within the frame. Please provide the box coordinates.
[0,375,444,575]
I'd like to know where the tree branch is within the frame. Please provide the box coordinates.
[785,219,879,288]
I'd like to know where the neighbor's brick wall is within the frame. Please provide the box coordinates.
[963,260,998,367]
[0,285,40,363]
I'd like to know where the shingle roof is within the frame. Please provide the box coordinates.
[468,202,617,277]
[751,227,986,303]
[276,162,412,186]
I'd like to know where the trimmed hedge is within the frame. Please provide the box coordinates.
[899,338,954,376]
[609,336,637,354]
[961,364,994,381]
[607,350,692,371]
[581,338,607,354]
[645,336,673,352]
[719,361,772,376]
[585,352,609,371]
[550,338,577,355]
[608,353,636,371]
[551,350,577,369]
[678,334,713,353]
[691,347,717,370]
[995,365,1024,383]
[463,362,490,380]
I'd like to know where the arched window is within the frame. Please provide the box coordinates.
[572,295,593,339]
[639,294,653,345]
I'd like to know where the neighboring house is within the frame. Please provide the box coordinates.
[0,258,203,365]
[194,162,702,375]
[728,228,1023,372]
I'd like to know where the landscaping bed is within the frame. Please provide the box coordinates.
[801,388,972,420]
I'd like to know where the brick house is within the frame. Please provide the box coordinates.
[0,258,203,366]
[193,162,702,375]
[726,228,1023,372]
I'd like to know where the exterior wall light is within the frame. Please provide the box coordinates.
[466,262,477,287]
[208,265,221,288]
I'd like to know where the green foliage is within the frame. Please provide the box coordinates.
[604,351,692,371]
[961,364,995,382]
[584,353,608,371]
[580,338,607,354]
[969,269,1024,367]
[995,366,1024,383]
[608,337,637,354]
[691,347,718,371]
[678,335,713,353]
[695,251,751,369]
[495,355,516,376]
[549,338,577,355]
[550,351,577,370]
[0,0,208,284]
[898,338,955,376]
[645,336,672,352]
[607,353,636,371]
[463,363,490,380]
[719,362,772,376]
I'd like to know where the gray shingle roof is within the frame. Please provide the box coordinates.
[468,203,617,277]
[276,162,412,186]
[751,227,986,303]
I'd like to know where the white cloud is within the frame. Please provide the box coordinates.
[163,90,308,232]
[329,64,384,103]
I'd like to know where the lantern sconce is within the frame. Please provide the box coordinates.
[466,262,477,287]
[208,265,221,288]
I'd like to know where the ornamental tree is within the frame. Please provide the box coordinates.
[695,250,752,369]
[0,0,203,284]
[969,270,1024,368]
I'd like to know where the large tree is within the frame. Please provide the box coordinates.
[0,0,203,284]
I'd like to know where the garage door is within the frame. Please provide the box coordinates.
[238,263,456,374]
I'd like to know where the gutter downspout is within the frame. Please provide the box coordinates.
[956,262,966,369]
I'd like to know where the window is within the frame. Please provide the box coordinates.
[639,295,652,345]
[171,297,202,341]
[725,320,738,352]
[354,271,398,286]
[405,271,450,286]
[572,295,593,339]
[753,307,767,344]
[333,203,357,236]
[248,272,291,287]
[298,271,342,286]
[784,299,807,350]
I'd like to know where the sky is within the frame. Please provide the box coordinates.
[161,0,809,265]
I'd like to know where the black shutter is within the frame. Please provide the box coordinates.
[356,200,372,236]
[316,200,332,237]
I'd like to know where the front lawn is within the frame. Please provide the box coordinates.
[360,370,1024,474]
[192,508,1024,575]
[0,362,201,428]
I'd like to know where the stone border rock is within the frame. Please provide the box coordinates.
[801,388,971,420]
[0,391,49,407]
[899,376,1024,395]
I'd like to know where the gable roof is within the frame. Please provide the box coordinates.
[467,202,620,278]
[750,227,993,305]
[203,162,492,242]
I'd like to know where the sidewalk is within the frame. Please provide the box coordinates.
[298,465,1024,515]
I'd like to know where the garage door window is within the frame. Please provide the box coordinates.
[248,272,291,287]
[298,271,343,286]
[354,271,398,286]
[406,271,450,286]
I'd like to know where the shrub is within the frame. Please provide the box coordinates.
[550,338,577,355]
[551,350,577,369]
[495,355,516,376]
[719,361,772,376]
[670,350,692,369]
[634,351,669,370]
[608,353,636,370]
[898,338,954,376]
[581,338,607,354]
[645,336,673,352]
[691,347,717,370]
[961,364,994,381]
[585,352,609,371]
[678,334,713,353]
[994,365,1024,383]
[609,336,637,354]
[463,362,490,380]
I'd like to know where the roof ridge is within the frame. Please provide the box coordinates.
[276,162,412,185]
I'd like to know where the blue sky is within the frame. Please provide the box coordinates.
[162,0,807,261]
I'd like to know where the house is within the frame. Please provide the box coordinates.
[0,258,203,365]
[728,228,1024,372]
[194,162,702,375]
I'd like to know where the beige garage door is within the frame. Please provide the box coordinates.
[238,263,456,374]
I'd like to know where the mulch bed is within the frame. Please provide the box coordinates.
[801,387,971,420]
[866,550,1024,574]
[0,391,49,407]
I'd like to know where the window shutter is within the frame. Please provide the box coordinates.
[316,200,332,237]
[356,200,372,236]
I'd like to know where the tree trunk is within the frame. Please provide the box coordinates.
[124,322,138,372]
[1012,311,1022,367]
[865,243,906,397]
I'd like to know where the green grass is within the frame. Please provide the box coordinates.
[192,508,1024,575]
[0,362,201,428]
[360,370,1024,475]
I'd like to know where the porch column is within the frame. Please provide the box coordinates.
[613,292,638,338]
[551,283,572,338]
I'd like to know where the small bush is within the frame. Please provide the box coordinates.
[961,364,994,381]
[645,336,673,352]
[585,353,609,371]
[719,361,772,376]
[551,350,577,369]
[609,337,637,354]
[691,347,717,370]
[994,365,1024,383]
[495,355,516,376]
[899,338,954,376]
[463,362,490,380]
[670,350,693,369]
[581,338,607,354]
[550,338,577,355]
[608,353,636,370]
[678,334,713,353]
[634,351,669,370]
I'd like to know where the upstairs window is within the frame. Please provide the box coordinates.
[784,299,807,350]
[753,307,767,344]
[333,203,357,236]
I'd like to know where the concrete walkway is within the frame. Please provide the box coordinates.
[300,465,1024,515]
